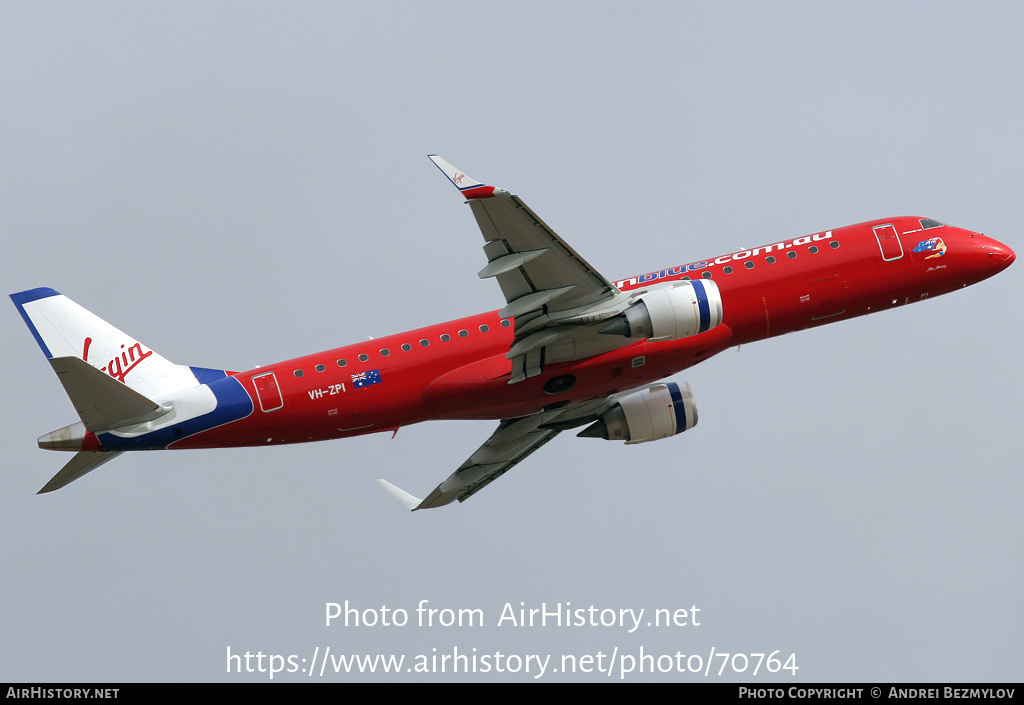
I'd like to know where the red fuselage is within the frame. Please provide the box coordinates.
[172,217,1014,450]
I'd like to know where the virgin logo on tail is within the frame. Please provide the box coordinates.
[82,336,153,383]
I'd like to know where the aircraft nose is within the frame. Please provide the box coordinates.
[985,236,1015,269]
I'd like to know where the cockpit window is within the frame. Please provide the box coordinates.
[920,218,945,229]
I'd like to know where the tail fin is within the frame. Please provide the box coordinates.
[10,287,200,400]
[11,287,203,493]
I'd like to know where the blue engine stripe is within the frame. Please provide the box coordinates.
[666,382,687,435]
[692,281,711,333]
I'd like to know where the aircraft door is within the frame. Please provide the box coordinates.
[873,224,904,262]
[251,372,284,412]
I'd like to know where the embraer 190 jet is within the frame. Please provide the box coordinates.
[10,156,1015,509]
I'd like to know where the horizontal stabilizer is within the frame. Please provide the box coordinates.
[49,356,172,432]
[38,451,123,494]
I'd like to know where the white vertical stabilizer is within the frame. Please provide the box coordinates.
[11,288,199,401]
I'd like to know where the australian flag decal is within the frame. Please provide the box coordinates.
[351,369,382,389]
[912,237,947,257]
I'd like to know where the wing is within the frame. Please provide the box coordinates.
[378,397,615,510]
[429,156,634,383]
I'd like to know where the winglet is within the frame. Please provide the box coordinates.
[427,155,497,199]
[376,479,423,511]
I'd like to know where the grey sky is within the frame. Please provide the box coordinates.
[1,2,1021,682]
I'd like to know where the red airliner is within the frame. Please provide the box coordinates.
[10,156,1015,509]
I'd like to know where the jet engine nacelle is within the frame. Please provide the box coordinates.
[600,279,723,341]
[577,382,697,444]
